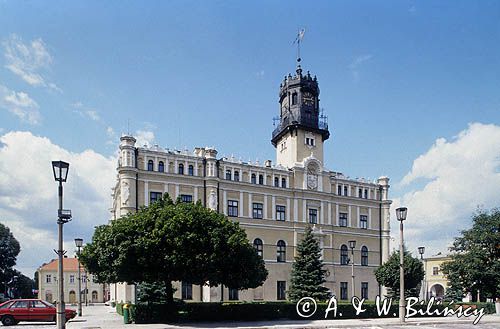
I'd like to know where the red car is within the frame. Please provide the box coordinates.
[0,299,76,326]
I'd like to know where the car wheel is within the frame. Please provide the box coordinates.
[1,316,16,326]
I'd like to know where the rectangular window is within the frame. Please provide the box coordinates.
[150,192,162,203]
[344,186,348,196]
[361,282,368,299]
[180,194,193,203]
[252,203,263,219]
[46,274,51,283]
[69,275,75,284]
[309,208,318,224]
[358,188,363,198]
[364,189,368,199]
[181,282,192,300]
[276,205,286,221]
[340,282,348,300]
[433,267,439,275]
[339,212,348,227]
[277,281,286,300]
[337,185,342,195]
[225,170,232,180]
[229,288,239,300]
[228,200,238,217]
[360,215,368,229]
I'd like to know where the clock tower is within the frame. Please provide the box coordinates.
[271,63,330,169]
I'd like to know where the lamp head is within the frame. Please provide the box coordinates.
[75,238,83,248]
[418,246,425,255]
[52,161,70,182]
[348,240,356,249]
[396,207,408,221]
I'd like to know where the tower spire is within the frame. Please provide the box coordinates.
[293,28,306,66]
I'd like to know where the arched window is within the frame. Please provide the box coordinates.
[251,173,256,184]
[226,170,232,180]
[178,163,184,175]
[69,291,76,303]
[340,244,349,265]
[234,171,240,182]
[281,178,286,188]
[259,174,264,185]
[158,161,164,172]
[277,240,286,262]
[188,165,194,176]
[147,160,154,171]
[274,177,279,187]
[361,246,368,266]
[253,238,263,257]
[91,290,98,302]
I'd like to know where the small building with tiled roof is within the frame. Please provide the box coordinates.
[37,256,108,304]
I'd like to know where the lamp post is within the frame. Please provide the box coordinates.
[52,161,71,329]
[348,240,356,299]
[396,207,407,323]
[75,238,83,317]
[418,246,425,301]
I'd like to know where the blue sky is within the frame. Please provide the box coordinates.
[0,1,500,276]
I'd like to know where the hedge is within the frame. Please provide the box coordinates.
[132,300,496,323]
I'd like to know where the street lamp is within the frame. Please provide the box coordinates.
[418,246,425,300]
[75,238,83,317]
[52,160,71,329]
[348,240,356,298]
[396,207,407,323]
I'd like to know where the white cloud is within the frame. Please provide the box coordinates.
[135,130,155,147]
[348,54,372,81]
[392,123,500,256]
[0,131,116,276]
[71,102,100,122]
[3,34,59,91]
[0,85,41,124]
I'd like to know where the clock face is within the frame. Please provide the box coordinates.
[303,91,314,106]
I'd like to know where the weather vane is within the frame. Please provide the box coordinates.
[293,28,306,63]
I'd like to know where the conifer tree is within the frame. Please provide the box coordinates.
[288,225,330,301]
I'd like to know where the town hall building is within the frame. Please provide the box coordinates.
[110,61,392,303]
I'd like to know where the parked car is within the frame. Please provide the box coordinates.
[0,299,76,326]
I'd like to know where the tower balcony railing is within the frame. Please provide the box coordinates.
[272,115,328,140]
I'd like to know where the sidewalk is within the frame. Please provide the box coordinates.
[66,305,500,329]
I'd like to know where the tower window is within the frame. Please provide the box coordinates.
[147,160,154,171]
[188,165,194,176]
[158,161,164,172]
[228,200,238,217]
[252,203,263,219]
[339,212,348,227]
[360,215,368,229]
[309,208,318,224]
[291,92,298,105]
[361,246,369,266]
[251,173,257,184]
[253,238,263,257]
[340,245,349,265]
[277,240,286,262]
[276,205,286,221]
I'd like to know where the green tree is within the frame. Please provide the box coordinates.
[374,250,424,298]
[0,222,21,295]
[441,208,500,301]
[79,195,268,306]
[288,226,330,301]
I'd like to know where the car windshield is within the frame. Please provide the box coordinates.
[0,301,14,309]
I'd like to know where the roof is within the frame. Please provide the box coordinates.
[38,258,84,272]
